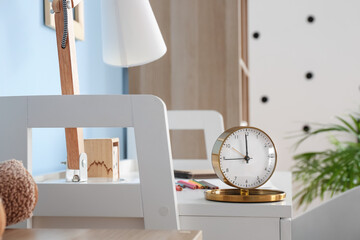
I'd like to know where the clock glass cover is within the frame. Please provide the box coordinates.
[214,127,277,189]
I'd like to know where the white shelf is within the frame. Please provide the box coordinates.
[176,172,292,218]
[35,171,292,219]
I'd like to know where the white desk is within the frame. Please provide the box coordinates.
[176,172,292,240]
[1,95,291,237]
[34,171,292,240]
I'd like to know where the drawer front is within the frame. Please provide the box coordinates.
[180,216,280,240]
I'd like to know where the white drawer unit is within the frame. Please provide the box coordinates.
[176,172,292,240]
[180,216,280,240]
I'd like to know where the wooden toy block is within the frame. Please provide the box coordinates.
[84,138,120,180]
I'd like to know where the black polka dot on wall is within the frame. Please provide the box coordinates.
[261,96,268,103]
[253,32,260,39]
[305,72,313,80]
[303,125,311,133]
[307,15,315,23]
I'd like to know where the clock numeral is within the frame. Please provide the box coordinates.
[257,176,260,180]
[225,144,231,148]
[234,176,237,180]
[268,153,275,158]
[245,179,248,183]
[245,132,249,136]
[234,135,239,139]
[226,168,229,172]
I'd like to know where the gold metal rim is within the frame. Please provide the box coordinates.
[205,189,286,203]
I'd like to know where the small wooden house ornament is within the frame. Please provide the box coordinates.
[84,138,120,181]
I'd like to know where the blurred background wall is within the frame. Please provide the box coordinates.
[0,0,126,176]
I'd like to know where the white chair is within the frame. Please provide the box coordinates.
[167,110,224,170]
[0,95,179,230]
[292,186,360,240]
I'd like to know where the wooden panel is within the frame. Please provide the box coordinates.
[129,0,172,105]
[170,0,199,110]
[168,110,225,170]
[239,0,249,123]
[3,229,202,240]
[170,130,206,159]
[170,0,200,158]
[197,1,226,112]
[129,0,241,162]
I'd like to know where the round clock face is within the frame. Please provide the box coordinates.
[212,127,277,189]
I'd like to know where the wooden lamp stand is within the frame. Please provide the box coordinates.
[51,0,120,182]
[52,0,86,181]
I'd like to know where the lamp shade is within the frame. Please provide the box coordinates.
[101,0,167,67]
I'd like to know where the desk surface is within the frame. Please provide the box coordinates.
[3,229,202,240]
[176,171,292,218]
[35,171,292,219]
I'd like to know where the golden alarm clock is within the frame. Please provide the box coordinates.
[205,126,286,202]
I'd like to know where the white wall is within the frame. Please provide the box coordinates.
[248,0,359,215]
[249,0,359,171]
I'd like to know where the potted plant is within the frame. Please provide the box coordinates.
[293,113,360,207]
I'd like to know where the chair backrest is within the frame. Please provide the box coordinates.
[292,186,360,240]
[167,110,224,170]
[0,95,179,230]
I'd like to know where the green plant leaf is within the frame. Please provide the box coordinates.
[336,116,357,134]
[294,126,350,150]
[292,111,360,208]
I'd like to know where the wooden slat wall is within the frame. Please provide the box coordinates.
[240,0,249,123]
[129,0,242,160]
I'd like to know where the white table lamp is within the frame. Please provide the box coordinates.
[101,0,167,67]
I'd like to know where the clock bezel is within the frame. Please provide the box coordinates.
[211,126,277,189]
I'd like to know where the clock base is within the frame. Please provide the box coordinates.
[205,188,286,203]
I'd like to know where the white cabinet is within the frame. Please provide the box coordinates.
[177,172,292,240]
[180,216,280,240]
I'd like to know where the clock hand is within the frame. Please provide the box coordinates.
[223,157,251,160]
[224,157,244,160]
[231,147,253,163]
[245,133,249,157]
[245,133,251,163]
[231,147,246,158]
